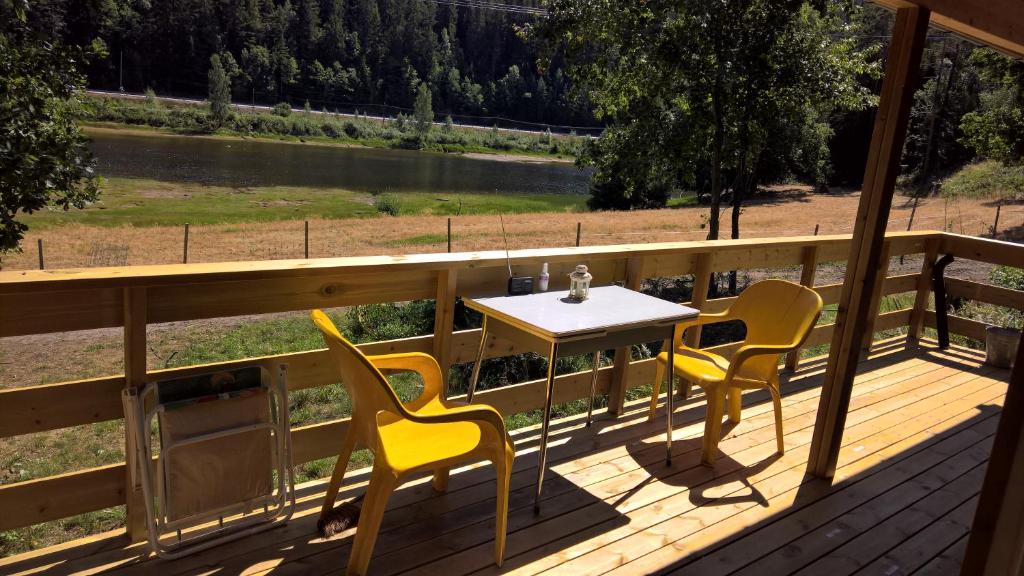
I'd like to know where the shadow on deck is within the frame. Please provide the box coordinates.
[0,340,1007,576]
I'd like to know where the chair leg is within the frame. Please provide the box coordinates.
[702,388,727,466]
[432,467,450,492]
[347,465,398,576]
[320,431,359,522]
[493,448,513,567]
[648,354,666,421]
[727,387,742,423]
[769,385,785,455]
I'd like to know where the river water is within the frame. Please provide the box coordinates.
[89,130,591,196]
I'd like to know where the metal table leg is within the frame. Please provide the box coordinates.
[535,342,558,513]
[585,350,601,426]
[466,317,489,404]
[666,335,675,465]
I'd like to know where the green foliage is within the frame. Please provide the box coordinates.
[940,160,1024,200]
[85,96,584,159]
[23,0,595,130]
[992,265,1024,291]
[373,192,402,216]
[538,0,877,220]
[0,2,101,252]
[958,49,1024,165]
[413,82,433,136]
[207,54,232,126]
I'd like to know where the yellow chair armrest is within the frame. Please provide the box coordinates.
[404,403,508,437]
[368,352,445,404]
[724,343,798,381]
[673,311,733,348]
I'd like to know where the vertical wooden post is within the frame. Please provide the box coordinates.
[182,223,190,264]
[907,196,919,231]
[807,5,929,479]
[123,287,148,542]
[900,197,919,265]
[961,336,1024,576]
[992,203,1002,238]
[447,218,452,253]
[575,222,582,247]
[304,221,310,258]
[813,224,819,236]
[908,237,939,342]
[860,241,892,352]
[684,253,714,348]
[608,256,645,416]
[786,245,819,371]
[433,269,457,398]
[37,238,44,270]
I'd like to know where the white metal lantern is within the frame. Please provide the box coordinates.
[568,264,593,301]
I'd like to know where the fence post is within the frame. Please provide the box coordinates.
[123,287,149,542]
[37,238,44,270]
[908,237,939,342]
[608,256,646,416]
[860,240,892,352]
[813,224,819,236]
[182,223,190,264]
[907,196,919,231]
[447,218,452,253]
[575,222,582,247]
[304,220,310,258]
[993,203,1002,238]
[433,269,457,399]
[786,245,819,371]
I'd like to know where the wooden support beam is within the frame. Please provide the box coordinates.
[908,237,939,341]
[807,5,930,479]
[962,335,1024,575]
[122,287,148,542]
[433,269,457,397]
[684,253,713,348]
[608,257,646,416]
[786,245,819,371]
[861,241,892,351]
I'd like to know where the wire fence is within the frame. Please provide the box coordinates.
[11,199,1020,272]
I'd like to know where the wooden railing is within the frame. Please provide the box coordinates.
[0,229,1018,541]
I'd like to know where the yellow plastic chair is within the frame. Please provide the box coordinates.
[311,310,515,576]
[647,280,823,465]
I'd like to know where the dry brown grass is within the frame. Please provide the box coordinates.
[2,190,1015,271]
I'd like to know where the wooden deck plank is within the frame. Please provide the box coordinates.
[854,495,980,575]
[911,534,970,576]
[0,344,1007,576]
[387,360,1001,575]
[165,346,942,576]
[516,378,1003,576]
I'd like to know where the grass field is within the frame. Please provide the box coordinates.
[20,177,587,229]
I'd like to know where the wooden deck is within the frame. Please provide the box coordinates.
[0,340,1007,576]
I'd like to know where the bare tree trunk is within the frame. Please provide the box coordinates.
[918,40,961,191]
[708,76,724,242]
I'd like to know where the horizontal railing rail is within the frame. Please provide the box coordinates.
[0,229,981,539]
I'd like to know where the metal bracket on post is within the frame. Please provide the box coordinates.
[931,254,954,349]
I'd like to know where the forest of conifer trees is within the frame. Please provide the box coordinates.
[40,0,594,128]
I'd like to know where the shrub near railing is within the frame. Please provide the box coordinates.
[0,231,941,550]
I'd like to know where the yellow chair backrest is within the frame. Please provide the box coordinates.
[311,309,408,443]
[726,280,823,380]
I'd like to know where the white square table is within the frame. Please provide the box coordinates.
[463,285,699,511]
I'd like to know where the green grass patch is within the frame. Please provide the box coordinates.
[21,177,585,229]
[941,160,1024,200]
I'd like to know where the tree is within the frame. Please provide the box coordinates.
[207,53,232,126]
[414,81,433,136]
[536,0,877,246]
[959,49,1024,165]
[0,0,100,253]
